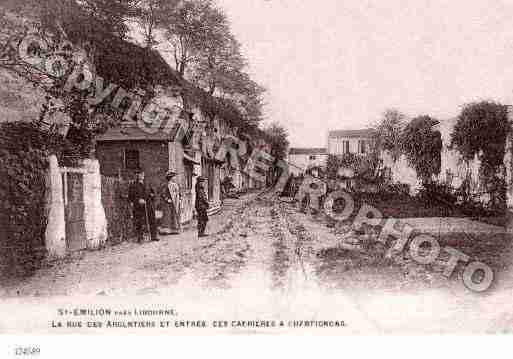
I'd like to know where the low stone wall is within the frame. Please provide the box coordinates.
[380,151,421,195]
[380,119,482,199]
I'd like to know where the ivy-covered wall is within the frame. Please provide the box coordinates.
[381,117,498,205]
[380,150,421,195]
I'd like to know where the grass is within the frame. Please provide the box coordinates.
[337,192,467,219]
[437,232,512,273]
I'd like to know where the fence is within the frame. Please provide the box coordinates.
[101,176,134,245]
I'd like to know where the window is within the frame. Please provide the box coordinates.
[309,155,316,160]
[124,149,140,170]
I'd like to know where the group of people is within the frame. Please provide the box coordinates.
[127,169,210,243]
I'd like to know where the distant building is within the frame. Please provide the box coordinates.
[287,147,328,175]
[327,129,376,155]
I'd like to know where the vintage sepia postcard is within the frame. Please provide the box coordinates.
[1,0,513,352]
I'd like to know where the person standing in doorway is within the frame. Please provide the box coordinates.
[128,169,158,243]
[159,170,182,235]
[195,176,209,238]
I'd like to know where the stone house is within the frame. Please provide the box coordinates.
[287,148,328,175]
[327,129,376,156]
[95,119,205,224]
[92,37,266,224]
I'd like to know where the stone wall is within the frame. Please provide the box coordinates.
[380,151,421,195]
[381,118,482,198]
[435,118,481,194]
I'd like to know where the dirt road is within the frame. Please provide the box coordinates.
[1,191,513,334]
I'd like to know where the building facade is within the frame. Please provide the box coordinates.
[327,129,376,156]
[90,35,271,235]
[287,148,328,175]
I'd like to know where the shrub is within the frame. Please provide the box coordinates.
[0,121,83,281]
[451,101,509,177]
[416,182,457,207]
[401,115,442,183]
[382,183,410,198]
[373,108,406,161]
[326,153,380,180]
[451,101,509,205]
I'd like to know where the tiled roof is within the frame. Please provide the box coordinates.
[96,122,179,142]
[328,128,376,138]
[289,147,327,155]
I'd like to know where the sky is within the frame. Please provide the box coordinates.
[216,0,513,148]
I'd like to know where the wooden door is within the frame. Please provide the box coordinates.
[63,172,87,251]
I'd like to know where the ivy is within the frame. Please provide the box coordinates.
[0,121,84,281]
[401,115,442,183]
[326,152,379,180]
[373,109,405,161]
[451,101,510,182]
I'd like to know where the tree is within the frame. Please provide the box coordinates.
[263,122,289,160]
[162,0,221,77]
[133,0,181,48]
[0,0,144,155]
[35,0,139,42]
[0,4,92,131]
[373,108,405,161]
[229,72,266,129]
[192,31,245,95]
[451,101,509,181]
[160,0,266,127]
[1,0,144,91]
[401,115,442,183]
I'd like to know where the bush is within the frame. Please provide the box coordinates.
[383,183,410,196]
[454,176,506,217]
[0,121,83,281]
[401,115,442,183]
[373,109,405,161]
[416,182,457,208]
[451,101,509,182]
[326,152,379,180]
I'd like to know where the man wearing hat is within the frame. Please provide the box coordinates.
[159,170,182,235]
[195,176,209,237]
[128,169,158,243]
